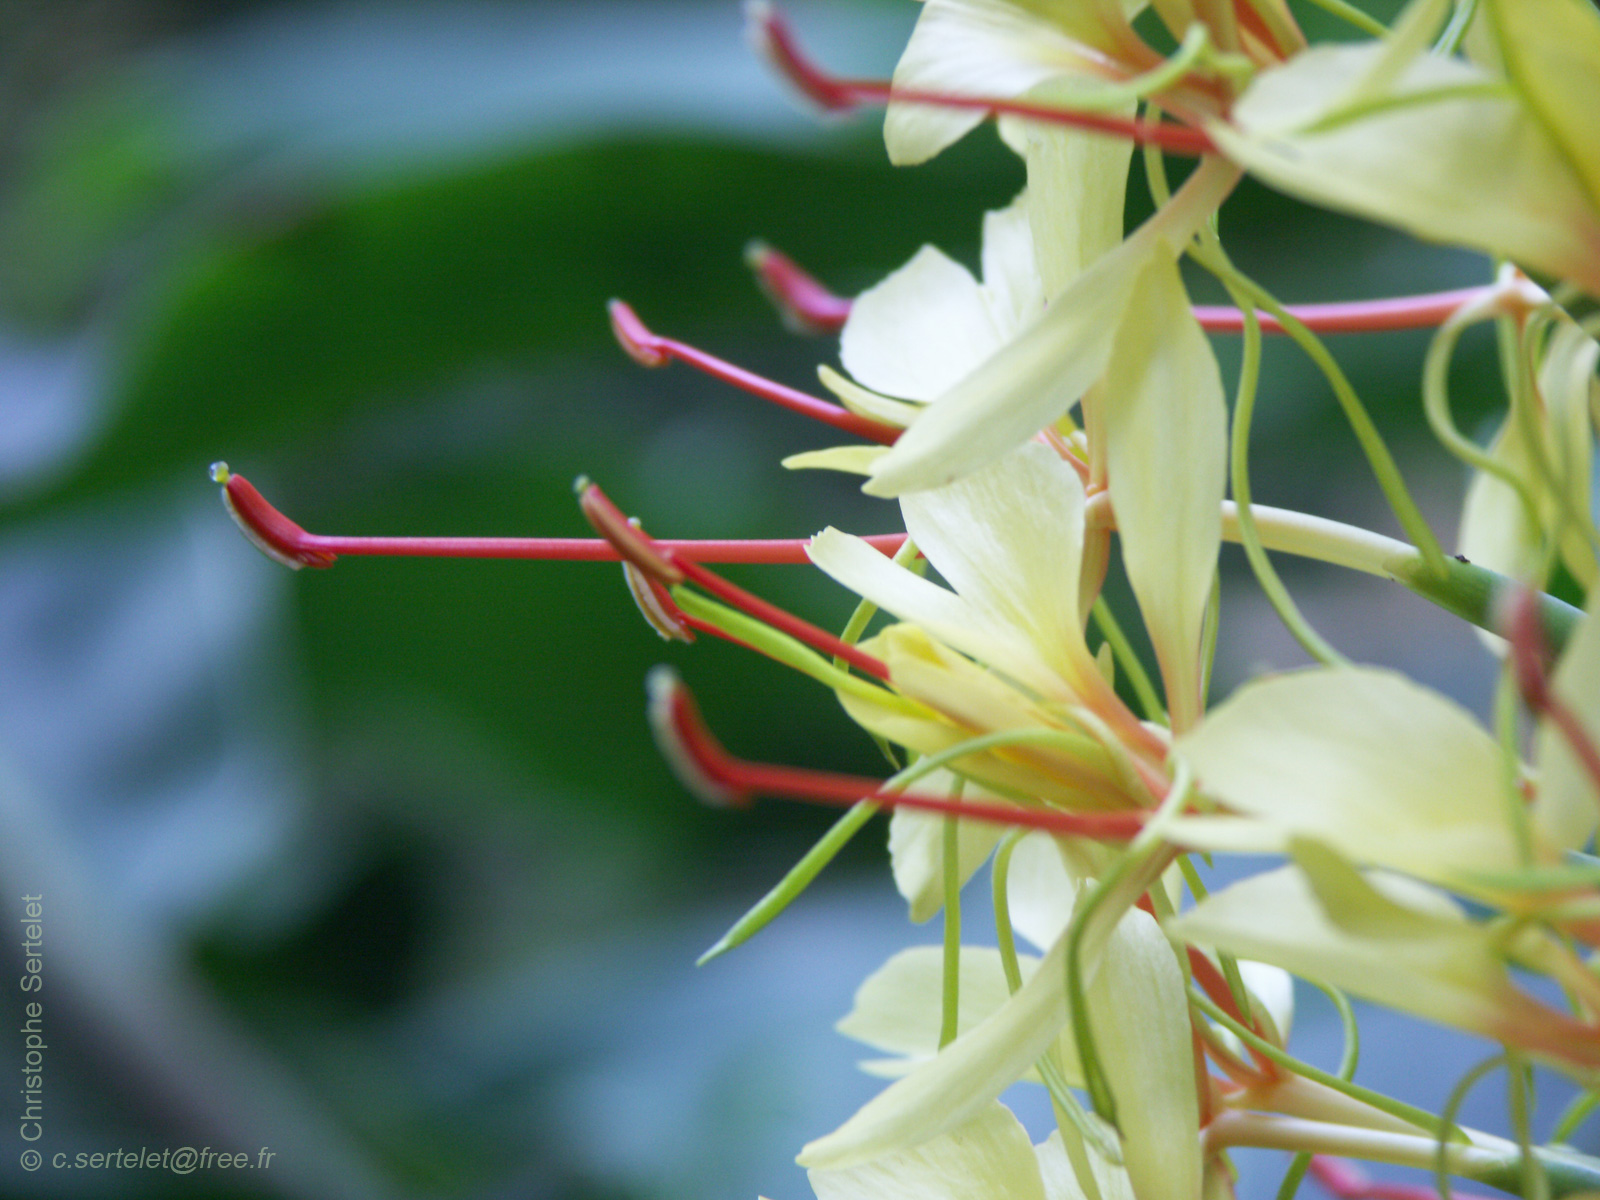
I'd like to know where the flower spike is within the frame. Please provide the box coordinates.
[607,300,898,444]
[745,1,1216,156]
[646,666,1148,838]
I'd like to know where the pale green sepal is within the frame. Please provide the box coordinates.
[1211,43,1600,296]
[837,945,1041,1065]
[1534,586,1600,852]
[1100,255,1226,733]
[808,1102,1047,1200]
[783,446,890,476]
[818,365,922,428]
[1086,907,1201,1200]
[891,798,1008,923]
[1486,0,1600,213]
[1174,666,1533,886]
[798,929,1082,1169]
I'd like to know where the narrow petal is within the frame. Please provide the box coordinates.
[1036,1130,1136,1200]
[837,945,1041,1066]
[1172,667,1534,886]
[1021,125,1135,301]
[1086,907,1201,1200]
[783,446,891,476]
[819,364,923,427]
[1099,255,1226,732]
[808,1103,1048,1200]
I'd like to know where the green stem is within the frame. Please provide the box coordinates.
[992,830,1027,995]
[1091,596,1166,723]
[939,805,963,1049]
[1296,0,1390,38]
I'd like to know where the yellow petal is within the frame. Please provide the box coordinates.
[783,445,891,476]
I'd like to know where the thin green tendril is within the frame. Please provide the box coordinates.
[992,830,1028,995]
[1437,1054,1508,1200]
[1091,596,1167,722]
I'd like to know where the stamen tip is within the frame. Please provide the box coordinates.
[607,299,668,368]
[210,460,231,485]
[744,0,854,114]
[645,666,745,808]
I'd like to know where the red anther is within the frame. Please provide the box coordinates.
[580,481,891,678]
[1308,1157,1495,1200]
[745,241,852,335]
[1188,947,1277,1081]
[213,463,337,569]
[647,666,1149,837]
[211,468,906,567]
[745,1,1217,156]
[578,478,686,585]
[607,300,899,445]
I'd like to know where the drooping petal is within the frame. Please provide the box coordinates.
[836,945,1040,1073]
[1534,587,1600,852]
[819,365,923,427]
[808,1102,1048,1200]
[798,928,1081,1169]
[1170,666,1536,887]
[841,245,1009,403]
[1099,254,1226,733]
[1085,906,1201,1200]
[1210,42,1600,296]
[1170,843,1600,1067]
[783,445,890,476]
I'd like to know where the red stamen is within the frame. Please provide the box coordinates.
[745,241,853,334]
[648,666,1148,838]
[746,1,1216,157]
[1507,586,1600,800]
[214,468,907,568]
[579,481,891,679]
[741,246,1493,337]
[1188,947,1277,1081]
[1308,1157,1495,1200]
[607,300,898,444]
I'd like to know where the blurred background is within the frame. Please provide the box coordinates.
[0,1,1581,1197]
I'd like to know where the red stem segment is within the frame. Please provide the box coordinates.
[649,665,1148,839]
[746,244,1494,338]
[216,468,907,569]
[1309,1157,1495,1200]
[608,300,899,444]
[749,1,1216,157]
